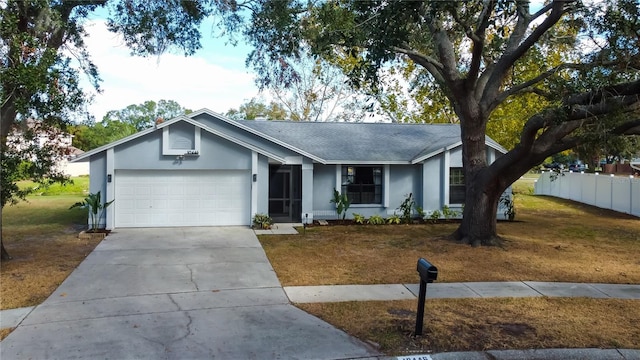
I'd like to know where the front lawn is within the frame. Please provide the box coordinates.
[1,179,99,311]
[258,178,640,355]
[259,195,640,285]
[299,298,640,354]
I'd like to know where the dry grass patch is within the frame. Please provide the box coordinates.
[298,298,640,354]
[0,328,13,341]
[259,195,640,285]
[1,196,100,310]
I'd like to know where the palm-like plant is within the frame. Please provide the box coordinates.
[70,191,114,232]
[330,188,351,221]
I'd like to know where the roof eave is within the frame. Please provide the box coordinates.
[323,160,413,165]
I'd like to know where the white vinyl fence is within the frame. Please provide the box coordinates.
[534,172,640,217]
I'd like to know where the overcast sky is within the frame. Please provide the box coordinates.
[80,19,261,122]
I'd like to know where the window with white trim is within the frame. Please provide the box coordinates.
[342,166,382,204]
[449,167,465,204]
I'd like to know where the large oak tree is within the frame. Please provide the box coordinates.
[217,0,640,246]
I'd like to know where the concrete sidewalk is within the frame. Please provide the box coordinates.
[4,281,638,328]
[394,348,640,359]
[253,222,303,235]
[284,281,640,303]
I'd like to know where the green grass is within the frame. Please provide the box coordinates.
[2,195,88,235]
[6,176,90,234]
[512,172,539,195]
[17,176,89,196]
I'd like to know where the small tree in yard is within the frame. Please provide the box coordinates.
[70,192,114,233]
[330,188,351,221]
[398,193,416,224]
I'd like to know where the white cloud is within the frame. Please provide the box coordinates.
[79,20,261,121]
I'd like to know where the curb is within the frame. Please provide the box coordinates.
[384,348,640,360]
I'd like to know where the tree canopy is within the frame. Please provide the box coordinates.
[70,100,191,151]
[102,100,191,131]
[226,98,288,120]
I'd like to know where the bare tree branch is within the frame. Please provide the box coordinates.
[495,60,625,105]
[423,13,462,85]
[566,79,640,107]
[481,1,569,112]
[391,46,443,71]
[466,0,495,90]
[391,45,446,85]
[613,119,640,135]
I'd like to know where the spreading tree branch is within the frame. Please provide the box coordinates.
[489,78,640,178]
[481,1,570,111]
[613,119,640,135]
[466,0,495,90]
[391,45,446,84]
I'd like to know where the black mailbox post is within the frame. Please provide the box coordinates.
[415,258,438,336]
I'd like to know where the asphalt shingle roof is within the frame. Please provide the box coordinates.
[238,120,504,163]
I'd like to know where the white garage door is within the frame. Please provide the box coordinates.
[115,170,250,227]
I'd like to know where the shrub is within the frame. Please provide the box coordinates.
[368,214,385,225]
[428,210,441,223]
[330,188,351,220]
[441,205,460,220]
[252,213,273,229]
[352,213,366,224]
[500,194,516,221]
[397,193,415,224]
[69,191,114,232]
[387,213,401,224]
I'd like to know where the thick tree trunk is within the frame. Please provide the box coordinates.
[1,237,10,261]
[1,91,16,261]
[1,212,10,261]
[451,102,505,246]
[453,180,503,246]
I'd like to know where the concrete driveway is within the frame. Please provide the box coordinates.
[1,227,378,359]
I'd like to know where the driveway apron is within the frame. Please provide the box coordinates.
[1,227,377,359]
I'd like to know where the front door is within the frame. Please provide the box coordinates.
[269,165,302,222]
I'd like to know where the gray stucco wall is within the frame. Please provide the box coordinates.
[312,164,423,219]
[114,128,251,170]
[88,153,107,228]
[301,157,314,221]
[89,153,107,195]
[312,164,336,215]
[257,154,269,214]
[387,165,422,214]
[450,147,463,167]
[422,154,443,211]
